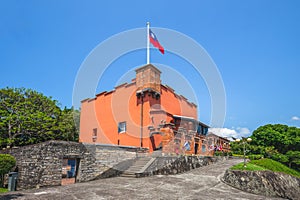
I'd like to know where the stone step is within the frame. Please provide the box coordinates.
[126,168,143,172]
[133,162,149,165]
[128,166,144,169]
[136,158,151,161]
[121,173,136,178]
[139,157,156,172]
[133,159,151,163]
[151,150,162,157]
[130,162,147,165]
[120,157,156,177]
[122,171,135,175]
[127,168,143,171]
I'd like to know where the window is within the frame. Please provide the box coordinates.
[92,128,97,142]
[118,122,126,133]
[197,125,207,135]
[204,127,208,135]
[202,145,206,153]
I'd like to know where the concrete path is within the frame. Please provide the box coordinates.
[0,158,285,200]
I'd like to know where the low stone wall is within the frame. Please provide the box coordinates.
[140,155,228,177]
[84,143,141,168]
[0,141,145,190]
[1,141,97,190]
[223,170,300,200]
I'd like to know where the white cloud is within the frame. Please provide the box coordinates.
[236,127,251,135]
[209,127,251,140]
[291,116,300,121]
[209,128,237,139]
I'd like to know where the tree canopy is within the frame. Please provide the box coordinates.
[251,124,300,171]
[231,124,300,171]
[0,87,79,147]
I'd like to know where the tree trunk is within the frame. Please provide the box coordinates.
[8,121,12,145]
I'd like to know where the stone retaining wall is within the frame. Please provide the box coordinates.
[0,141,144,190]
[1,141,97,190]
[223,169,300,200]
[83,143,140,167]
[140,155,228,177]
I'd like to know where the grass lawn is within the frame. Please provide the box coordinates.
[0,188,8,193]
[251,158,300,178]
[231,158,300,178]
[230,162,266,171]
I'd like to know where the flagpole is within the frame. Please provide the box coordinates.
[147,22,150,64]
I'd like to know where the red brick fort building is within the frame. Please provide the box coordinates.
[79,64,230,155]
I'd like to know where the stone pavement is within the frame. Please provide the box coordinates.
[0,158,285,200]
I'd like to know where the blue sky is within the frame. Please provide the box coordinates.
[1,0,300,138]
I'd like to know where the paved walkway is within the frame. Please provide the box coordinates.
[0,159,285,200]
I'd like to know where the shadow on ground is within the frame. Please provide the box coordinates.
[0,193,24,200]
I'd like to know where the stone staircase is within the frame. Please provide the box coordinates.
[151,150,162,157]
[121,156,156,178]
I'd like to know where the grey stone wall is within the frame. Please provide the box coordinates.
[1,141,97,190]
[0,141,144,190]
[84,144,139,167]
[223,169,300,200]
[140,155,227,177]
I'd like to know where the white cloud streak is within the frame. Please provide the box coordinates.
[209,127,251,140]
[291,116,300,121]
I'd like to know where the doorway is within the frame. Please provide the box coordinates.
[194,143,199,154]
[61,158,79,185]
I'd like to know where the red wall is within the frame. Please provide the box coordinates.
[79,82,197,152]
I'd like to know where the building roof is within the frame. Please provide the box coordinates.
[135,63,161,74]
[172,115,210,128]
[207,132,230,142]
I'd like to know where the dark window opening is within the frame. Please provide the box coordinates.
[92,128,97,142]
[118,122,126,133]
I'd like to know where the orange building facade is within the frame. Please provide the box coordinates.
[80,64,213,154]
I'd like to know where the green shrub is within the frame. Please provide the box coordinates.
[214,151,223,156]
[232,154,248,158]
[0,154,16,187]
[271,153,289,163]
[214,151,232,156]
[0,187,8,193]
[248,154,263,160]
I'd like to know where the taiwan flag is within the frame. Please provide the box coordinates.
[149,29,165,54]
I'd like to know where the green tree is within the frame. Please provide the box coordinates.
[286,150,300,169]
[0,88,61,146]
[229,141,242,155]
[0,154,16,187]
[56,107,80,141]
[0,87,79,147]
[250,124,300,171]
